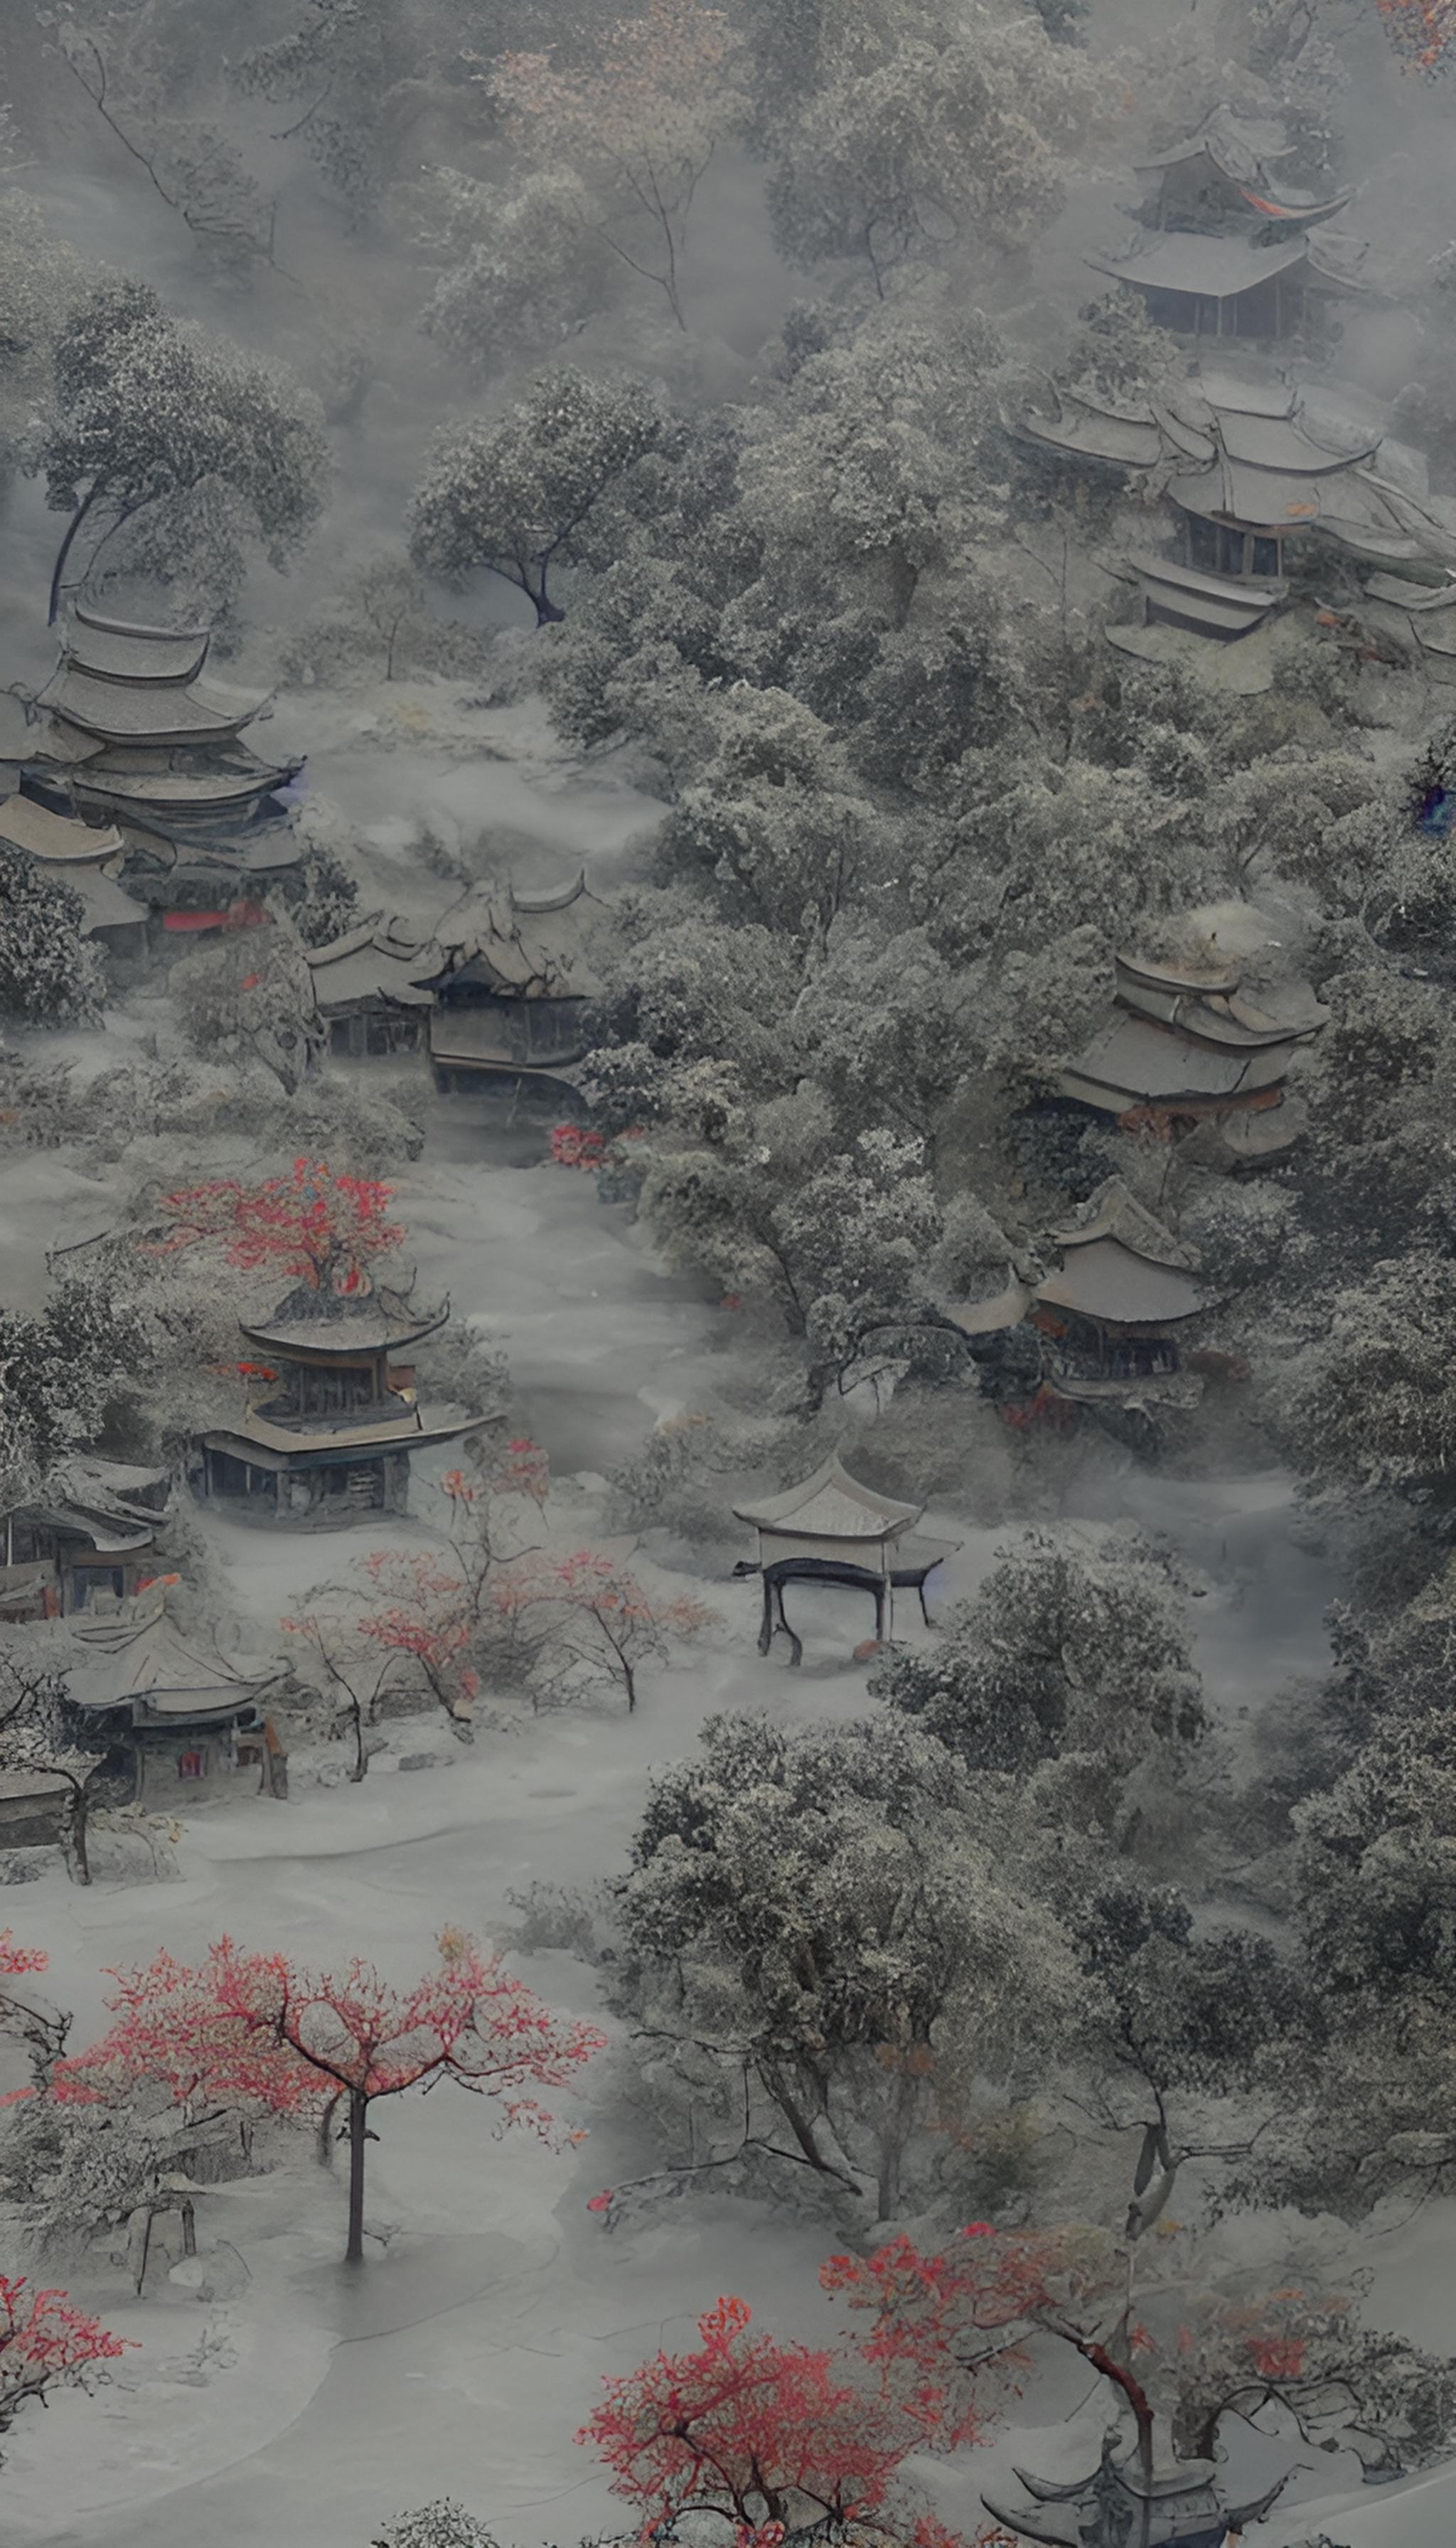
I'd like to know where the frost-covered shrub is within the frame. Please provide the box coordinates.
[0,848,102,1025]
[371,2502,499,2548]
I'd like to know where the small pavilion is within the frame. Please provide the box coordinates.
[947,1182,1211,1418]
[732,1455,957,1664]
[197,1279,493,1527]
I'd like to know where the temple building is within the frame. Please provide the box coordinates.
[1133,107,1354,235]
[1058,939,1324,1159]
[1020,365,1456,662]
[983,2426,1287,2548]
[0,1457,174,1620]
[1090,102,1370,343]
[948,1181,1211,1420]
[27,606,301,837]
[196,1280,493,1526]
[732,1455,958,1664]
[63,1582,283,1804]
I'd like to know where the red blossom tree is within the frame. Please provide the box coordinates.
[53,1932,605,2262]
[356,1547,480,1730]
[491,1548,718,1711]
[823,2232,1456,2524]
[144,1157,405,1292]
[1378,0,1456,66]
[579,2293,925,2537]
[0,2273,132,2451]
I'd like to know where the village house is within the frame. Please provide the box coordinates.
[948,1179,1213,1423]
[306,874,607,1095]
[195,1279,493,1527]
[732,1455,958,1664]
[0,788,147,960]
[0,1457,175,1620]
[63,1582,284,1805]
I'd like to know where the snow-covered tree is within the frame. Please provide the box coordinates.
[612,1710,1080,2217]
[370,2505,498,2548]
[420,168,616,370]
[488,0,745,332]
[0,850,102,1027]
[409,367,665,624]
[170,921,326,1095]
[0,1645,107,1886]
[766,9,1108,289]
[872,1531,1209,1851]
[36,277,328,621]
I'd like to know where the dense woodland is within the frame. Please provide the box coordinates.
[3,3,1456,2546]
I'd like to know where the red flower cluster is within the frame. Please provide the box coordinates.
[1378,0,1456,66]
[550,1123,607,1171]
[146,1158,405,1290]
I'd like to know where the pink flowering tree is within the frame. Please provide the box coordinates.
[144,1157,405,1295]
[578,2292,936,2542]
[53,1932,605,2262]
[491,1549,718,1712]
[282,1445,556,1767]
[0,2274,131,2453]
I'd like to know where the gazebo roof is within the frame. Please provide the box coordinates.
[732,1455,923,1543]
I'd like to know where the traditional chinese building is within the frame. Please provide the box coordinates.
[0,788,147,958]
[1133,108,1354,237]
[63,1582,282,1804]
[1088,226,1367,343]
[0,1457,174,1619]
[1021,365,1455,659]
[1058,940,1324,1157]
[983,2426,1287,2548]
[1089,103,1369,344]
[732,1455,958,1664]
[306,913,471,1060]
[196,1280,493,1526]
[421,875,604,1096]
[30,606,301,837]
[948,1181,1211,1419]
[305,877,606,1092]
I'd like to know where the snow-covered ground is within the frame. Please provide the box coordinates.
[0,708,1435,2548]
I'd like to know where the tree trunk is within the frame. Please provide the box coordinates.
[67,1784,92,1887]
[316,2089,342,2167]
[345,2086,369,2262]
[48,487,100,625]
[348,1698,367,1782]
[622,1657,638,1714]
